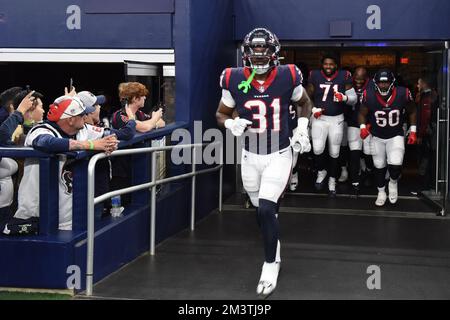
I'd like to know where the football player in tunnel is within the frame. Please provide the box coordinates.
[346,66,375,196]
[358,69,417,206]
[216,27,314,298]
[306,53,357,196]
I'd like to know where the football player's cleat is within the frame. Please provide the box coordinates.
[328,177,336,197]
[375,190,387,206]
[315,170,327,191]
[256,261,280,298]
[351,183,360,198]
[338,166,348,183]
[388,179,398,204]
[289,172,298,191]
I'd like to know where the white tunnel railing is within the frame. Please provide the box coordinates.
[86,142,223,296]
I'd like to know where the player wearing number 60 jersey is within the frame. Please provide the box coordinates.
[216,27,314,298]
[358,69,417,207]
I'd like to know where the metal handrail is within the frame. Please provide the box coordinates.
[86,141,223,296]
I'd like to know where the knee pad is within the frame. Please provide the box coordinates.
[372,152,387,169]
[312,139,326,155]
[388,148,404,166]
[388,165,402,180]
[312,122,327,155]
[242,174,259,193]
[329,143,340,159]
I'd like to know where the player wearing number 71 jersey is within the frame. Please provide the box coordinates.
[307,54,357,196]
[358,69,417,206]
[216,27,314,298]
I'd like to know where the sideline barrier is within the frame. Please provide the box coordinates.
[85,141,223,296]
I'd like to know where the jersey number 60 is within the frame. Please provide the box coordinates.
[374,109,400,127]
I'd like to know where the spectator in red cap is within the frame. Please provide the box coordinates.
[10,96,119,231]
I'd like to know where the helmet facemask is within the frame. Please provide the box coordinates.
[374,81,395,97]
[373,70,396,97]
[242,28,280,75]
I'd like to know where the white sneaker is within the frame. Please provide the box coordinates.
[375,191,387,206]
[256,262,280,297]
[338,166,348,182]
[289,172,298,191]
[388,179,398,204]
[315,170,327,190]
[328,177,336,197]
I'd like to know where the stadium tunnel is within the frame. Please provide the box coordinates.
[231,40,449,216]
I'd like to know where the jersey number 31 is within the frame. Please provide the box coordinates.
[244,98,281,133]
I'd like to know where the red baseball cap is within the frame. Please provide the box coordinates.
[47,97,86,122]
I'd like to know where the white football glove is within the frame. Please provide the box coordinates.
[290,117,311,154]
[224,117,252,137]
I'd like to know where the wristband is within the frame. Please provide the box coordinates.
[410,125,417,133]
[88,140,94,150]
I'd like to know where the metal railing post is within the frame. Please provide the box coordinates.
[150,151,157,255]
[436,107,440,194]
[84,142,222,296]
[86,155,99,296]
[191,146,196,231]
[219,143,223,213]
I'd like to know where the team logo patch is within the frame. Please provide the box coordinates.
[120,115,129,123]
[91,126,103,132]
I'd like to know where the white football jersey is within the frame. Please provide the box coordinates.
[76,124,105,141]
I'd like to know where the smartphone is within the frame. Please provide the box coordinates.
[69,78,73,92]
[25,85,31,93]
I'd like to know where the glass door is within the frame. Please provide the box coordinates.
[420,42,449,215]
[124,61,176,187]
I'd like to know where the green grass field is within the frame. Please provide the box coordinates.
[0,291,72,300]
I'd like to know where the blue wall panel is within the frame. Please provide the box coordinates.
[234,0,450,40]
[83,0,174,14]
[174,0,235,218]
[0,0,172,48]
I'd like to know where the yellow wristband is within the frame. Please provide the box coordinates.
[88,140,94,150]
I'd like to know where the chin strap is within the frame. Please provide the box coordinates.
[238,69,256,94]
